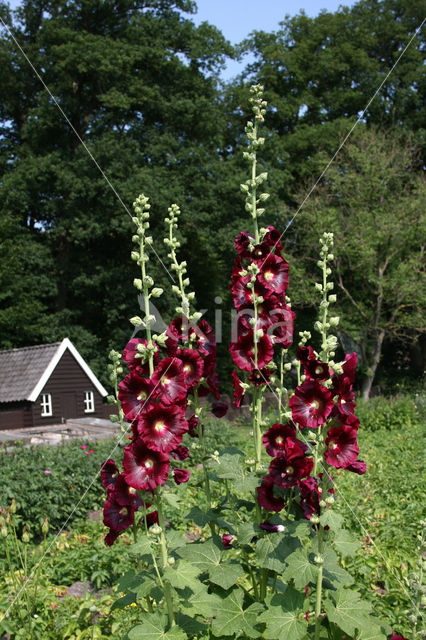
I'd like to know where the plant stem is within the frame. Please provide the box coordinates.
[314,526,324,640]
[156,491,175,628]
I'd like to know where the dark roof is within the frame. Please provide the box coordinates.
[0,342,61,403]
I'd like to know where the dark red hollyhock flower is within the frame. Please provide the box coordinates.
[263,226,283,254]
[151,357,186,406]
[164,323,180,356]
[146,511,159,528]
[103,495,136,533]
[256,254,289,295]
[105,530,120,546]
[325,425,359,469]
[234,231,254,258]
[194,320,217,357]
[332,352,358,395]
[101,459,120,492]
[289,380,334,429]
[123,338,159,373]
[137,404,188,454]
[305,359,330,382]
[262,423,297,458]
[172,468,191,484]
[187,413,202,438]
[118,373,155,421]
[178,348,204,390]
[123,441,169,491]
[211,401,228,418]
[389,635,409,640]
[257,477,285,512]
[167,316,193,343]
[222,534,234,549]
[232,370,245,408]
[297,345,316,365]
[299,477,322,520]
[269,455,314,489]
[346,459,366,475]
[249,368,271,386]
[112,475,144,509]
[259,521,286,533]
[230,330,274,372]
[170,445,190,460]
[267,306,295,348]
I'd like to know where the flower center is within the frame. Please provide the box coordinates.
[144,459,154,469]
[119,507,128,516]
[138,390,147,400]
[183,364,192,374]
[264,270,275,282]
[329,442,338,450]
[315,366,323,375]
[161,376,171,387]
[285,466,294,475]
[129,487,137,495]
[154,420,167,433]
[311,400,320,410]
[275,436,284,445]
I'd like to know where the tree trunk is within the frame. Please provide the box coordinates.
[361,329,385,401]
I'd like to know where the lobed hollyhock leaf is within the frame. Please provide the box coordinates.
[209,561,245,590]
[255,535,298,573]
[181,583,222,618]
[164,560,202,590]
[177,538,222,572]
[332,528,360,557]
[319,510,344,531]
[324,588,374,636]
[322,549,354,586]
[128,612,188,639]
[211,588,264,638]
[282,548,318,589]
[258,589,307,640]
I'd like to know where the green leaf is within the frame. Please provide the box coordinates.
[359,626,388,640]
[323,549,354,586]
[211,588,264,638]
[129,535,153,557]
[333,528,360,557]
[128,613,187,640]
[164,560,202,591]
[319,510,344,531]
[111,591,136,611]
[177,538,222,572]
[258,588,307,640]
[324,589,373,635]
[256,534,299,573]
[237,522,259,545]
[282,548,318,589]
[175,613,208,637]
[162,491,181,509]
[165,530,187,551]
[181,586,222,618]
[209,560,245,590]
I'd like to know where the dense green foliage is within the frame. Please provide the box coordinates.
[0,397,424,638]
[0,0,424,392]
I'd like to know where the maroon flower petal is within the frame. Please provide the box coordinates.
[151,357,187,406]
[111,475,144,509]
[232,370,245,408]
[118,373,156,421]
[256,254,289,295]
[123,338,159,373]
[230,330,274,372]
[178,348,204,390]
[137,404,188,454]
[324,425,359,469]
[170,445,190,460]
[100,459,120,491]
[211,401,228,418]
[123,441,170,491]
[257,477,285,512]
[172,468,191,484]
[289,380,334,429]
[262,423,297,458]
[103,496,135,533]
[222,534,234,549]
[269,455,314,489]
[346,459,366,475]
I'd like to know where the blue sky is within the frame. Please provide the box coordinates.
[7,0,354,79]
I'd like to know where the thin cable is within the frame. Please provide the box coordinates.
[0,15,175,284]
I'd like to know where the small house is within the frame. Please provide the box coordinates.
[0,339,108,430]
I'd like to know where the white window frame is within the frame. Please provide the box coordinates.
[84,390,95,413]
[40,393,53,417]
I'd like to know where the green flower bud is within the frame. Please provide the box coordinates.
[151,288,163,298]
[131,251,139,261]
[109,415,119,423]
[130,316,143,326]
[22,527,30,543]
[10,498,16,515]
[329,316,340,327]
[133,278,143,291]
[328,294,337,303]
[41,517,49,536]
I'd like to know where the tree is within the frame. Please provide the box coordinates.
[0,0,232,380]
[287,127,425,399]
